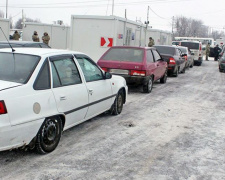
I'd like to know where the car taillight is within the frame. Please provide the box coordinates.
[101,67,108,72]
[169,58,176,64]
[184,55,187,61]
[130,70,146,76]
[0,100,7,114]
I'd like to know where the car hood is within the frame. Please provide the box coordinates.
[0,80,23,91]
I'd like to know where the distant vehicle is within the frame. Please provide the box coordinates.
[172,41,180,46]
[218,51,225,72]
[177,46,194,68]
[174,37,214,47]
[0,41,50,49]
[97,46,168,93]
[0,48,128,154]
[154,45,186,77]
[180,41,203,66]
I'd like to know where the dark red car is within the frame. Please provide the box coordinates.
[97,46,167,93]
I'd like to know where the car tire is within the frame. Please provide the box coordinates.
[111,90,124,115]
[35,116,62,154]
[160,70,167,84]
[173,68,179,77]
[143,76,153,93]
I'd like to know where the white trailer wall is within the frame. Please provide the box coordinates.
[146,29,172,46]
[0,18,10,41]
[23,22,70,49]
[70,15,146,62]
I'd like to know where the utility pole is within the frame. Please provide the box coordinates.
[6,0,8,18]
[144,6,150,46]
[172,16,174,40]
[112,0,114,15]
[22,9,25,28]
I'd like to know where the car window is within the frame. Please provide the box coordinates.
[179,48,187,54]
[154,46,175,55]
[152,50,161,61]
[101,48,144,62]
[34,61,51,90]
[180,42,200,50]
[177,49,182,56]
[24,43,40,48]
[50,57,82,87]
[76,57,104,82]
[146,50,154,63]
[0,53,40,83]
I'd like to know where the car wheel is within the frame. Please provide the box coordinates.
[111,90,124,115]
[160,70,167,84]
[36,116,62,154]
[173,68,179,77]
[143,76,153,93]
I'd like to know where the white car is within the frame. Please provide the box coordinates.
[0,48,128,154]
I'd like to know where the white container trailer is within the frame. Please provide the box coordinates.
[23,22,70,49]
[70,15,172,62]
[146,28,172,46]
[70,15,146,62]
[0,18,10,41]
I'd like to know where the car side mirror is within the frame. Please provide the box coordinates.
[104,72,112,79]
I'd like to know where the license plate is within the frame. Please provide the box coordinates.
[109,69,129,75]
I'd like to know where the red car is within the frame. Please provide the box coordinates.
[97,46,167,93]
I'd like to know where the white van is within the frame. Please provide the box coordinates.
[180,41,203,66]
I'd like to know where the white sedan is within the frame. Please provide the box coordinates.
[0,48,128,154]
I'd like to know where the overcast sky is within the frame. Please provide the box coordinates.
[1,0,225,32]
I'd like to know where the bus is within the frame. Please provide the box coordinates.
[174,37,214,47]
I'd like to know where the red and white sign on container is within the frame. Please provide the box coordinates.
[100,37,113,47]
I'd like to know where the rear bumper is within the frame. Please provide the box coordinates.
[194,57,203,64]
[114,74,149,85]
[0,116,44,152]
[167,65,176,74]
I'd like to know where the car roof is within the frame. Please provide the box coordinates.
[0,41,44,45]
[0,48,86,56]
[110,46,156,50]
[154,45,177,49]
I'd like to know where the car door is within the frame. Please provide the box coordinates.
[146,49,157,79]
[50,55,89,129]
[177,49,185,70]
[75,55,113,119]
[152,49,166,80]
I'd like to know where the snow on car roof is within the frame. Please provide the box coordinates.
[0,48,85,56]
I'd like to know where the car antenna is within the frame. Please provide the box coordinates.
[0,26,15,52]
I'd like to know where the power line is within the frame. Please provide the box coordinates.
[0,0,194,8]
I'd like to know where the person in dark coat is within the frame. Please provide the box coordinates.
[214,44,221,61]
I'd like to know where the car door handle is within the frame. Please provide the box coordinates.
[89,89,93,95]
[60,96,66,101]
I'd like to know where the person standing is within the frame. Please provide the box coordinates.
[205,43,210,61]
[32,31,40,42]
[214,44,221,61]
[12,30,20,40]
[148,37,155,47]
[42,32,50,45]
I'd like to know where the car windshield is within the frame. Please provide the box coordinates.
[101,48,144,62]
[179,47,187,54]
[0,53,40,83]
[180,42,199,50]
[154,46,175,55]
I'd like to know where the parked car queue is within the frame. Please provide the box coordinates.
[0,42,199,154]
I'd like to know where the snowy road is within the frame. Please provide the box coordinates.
[0,58,225,180]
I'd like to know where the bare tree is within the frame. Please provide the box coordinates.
[14,18,41,29]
